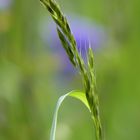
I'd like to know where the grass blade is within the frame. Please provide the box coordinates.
[50,90,90,140]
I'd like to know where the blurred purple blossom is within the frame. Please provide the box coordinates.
[40,15,108,76]
[0,0,12,10]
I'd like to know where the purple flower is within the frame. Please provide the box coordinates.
[40,15,108,76]
[0,0,12,11]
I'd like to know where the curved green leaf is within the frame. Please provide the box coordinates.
[50,90,90,140]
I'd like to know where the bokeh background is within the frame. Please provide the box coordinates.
[0,0,140,140]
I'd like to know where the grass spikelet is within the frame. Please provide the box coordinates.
[40,0,103,140]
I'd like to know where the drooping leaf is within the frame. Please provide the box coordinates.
[50,90,90,140]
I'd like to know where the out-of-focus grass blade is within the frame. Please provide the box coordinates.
[50,90,90,140]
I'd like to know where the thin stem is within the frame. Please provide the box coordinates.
[40,0,103,140]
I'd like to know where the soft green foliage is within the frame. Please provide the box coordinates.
[40,0,102,140]
[50,91,90,140]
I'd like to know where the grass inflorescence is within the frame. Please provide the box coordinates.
[40,0,103,140]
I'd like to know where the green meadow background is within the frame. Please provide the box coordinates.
[0,0,140,140]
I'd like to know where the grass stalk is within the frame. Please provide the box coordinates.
[40,0,103,139]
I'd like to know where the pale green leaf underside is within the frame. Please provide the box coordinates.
[50,90,90,140]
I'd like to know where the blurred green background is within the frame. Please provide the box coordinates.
[0,0,140,140]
